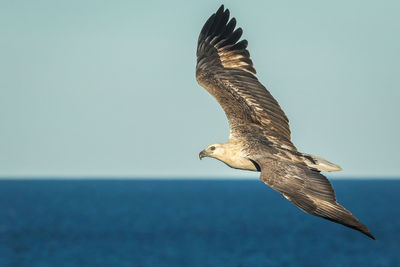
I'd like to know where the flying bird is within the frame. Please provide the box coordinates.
[196,5,375,240]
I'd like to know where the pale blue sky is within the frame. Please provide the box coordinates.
[1,0,399,178]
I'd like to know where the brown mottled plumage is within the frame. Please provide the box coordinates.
[196,5,375,240]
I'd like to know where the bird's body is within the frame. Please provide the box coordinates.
[196,5,375,239]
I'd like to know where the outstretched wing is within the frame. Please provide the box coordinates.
[256,157,376,239]
[196,5,293,149]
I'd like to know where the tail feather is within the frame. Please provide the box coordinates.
[302,153,342,172]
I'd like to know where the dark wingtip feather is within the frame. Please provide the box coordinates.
[357,225,376,240]
[198,14,215,43]
[316,204,377,240]
[347,222,376,240]
[367,232,377,240]
[231,39,248,50]
[341,219,376,240]
[211,9,230,37]
[197,5,257,76]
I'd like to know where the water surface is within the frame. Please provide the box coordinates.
[0,179,398,266]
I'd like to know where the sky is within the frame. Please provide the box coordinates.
[1,0,399,178]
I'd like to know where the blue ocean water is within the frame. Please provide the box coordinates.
[0,179,398,267]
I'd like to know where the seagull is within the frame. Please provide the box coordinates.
[196,5,375,240]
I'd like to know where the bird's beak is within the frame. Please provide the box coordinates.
[199,150,208,160]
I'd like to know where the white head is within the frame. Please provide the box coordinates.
[199,143,226,160]
[198,142,258,171]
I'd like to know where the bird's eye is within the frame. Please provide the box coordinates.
[210,146,216,151]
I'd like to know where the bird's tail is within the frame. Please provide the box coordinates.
[301,153,342,172]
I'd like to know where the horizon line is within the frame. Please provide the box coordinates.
[0,176,399,180]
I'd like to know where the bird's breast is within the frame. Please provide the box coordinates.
[216,151,259,172]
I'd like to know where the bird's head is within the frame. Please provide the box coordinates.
[199,143,224,160]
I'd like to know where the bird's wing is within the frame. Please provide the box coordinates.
[196,5,293,149]
[255,156,375,239]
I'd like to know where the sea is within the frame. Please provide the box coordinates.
[0,179,398,267]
